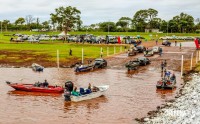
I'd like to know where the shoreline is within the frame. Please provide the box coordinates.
[136,70,200,123]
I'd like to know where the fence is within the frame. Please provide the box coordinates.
[56,45,126,68]
[181,50,199,77]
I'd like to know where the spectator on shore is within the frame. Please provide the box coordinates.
[159,47,163,56]
[175,41,177,46]
[161,61,165,72]
[180,43,182,50]
[164,60,167,67]
[69,49,72,56]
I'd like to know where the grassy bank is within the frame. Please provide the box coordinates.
[0,42,125,67]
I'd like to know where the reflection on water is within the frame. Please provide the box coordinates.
[156,88,176,99]
[8,90,62,97]
[0,68,182,124]
[64,96,108,113]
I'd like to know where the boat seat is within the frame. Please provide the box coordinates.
[80,88,85,95]
[80,88,92,95]
[85,89,92,94]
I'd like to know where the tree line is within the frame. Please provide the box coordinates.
[1,7,200,33]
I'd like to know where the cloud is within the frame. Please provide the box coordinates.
[0,0,199,25]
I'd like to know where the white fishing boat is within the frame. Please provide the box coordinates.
[64,85,109,102]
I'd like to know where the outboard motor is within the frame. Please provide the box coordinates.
[64,89,71,101]
[65,81,73,92]
[64,81,74,101]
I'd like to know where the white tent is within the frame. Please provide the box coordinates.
[58,31,70,36]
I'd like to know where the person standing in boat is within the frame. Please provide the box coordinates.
[161,61,165,72]
[166,71,171,80]
[159,47,163,56]
[43,79,49,87]
[170,73,176,81]
[88,83,92,90]
[164,60,167,68]
[164,69,167,78]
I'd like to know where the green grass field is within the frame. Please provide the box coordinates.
[0,31,126,64]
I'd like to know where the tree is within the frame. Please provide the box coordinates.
[25,15,35,30]
[2,20,10,32]
[15,17,25,31]
[147,8,158,29]
[133,8,159,32]
[149,18,162,29]
[170,13,194,33]
[50,14,58,31]
[50,6,81,42]
[99,22,116,32]
[15,17,25,25]
[42,21,49,29]
[116,17,132,32]
[133,10,148,32]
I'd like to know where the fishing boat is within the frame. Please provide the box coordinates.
[6,81,64,93]
[64,85,109,102]
[156,78,176,89]
[31,63,44,72]
[74,64,94,72]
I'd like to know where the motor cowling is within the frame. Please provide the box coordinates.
[65,81,73,92]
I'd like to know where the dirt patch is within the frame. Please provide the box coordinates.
[0,50,51,67]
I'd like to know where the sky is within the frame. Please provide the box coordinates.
[0,0,200,25]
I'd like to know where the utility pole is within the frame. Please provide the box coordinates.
[1,21,2,39]
[167,21,169,36]
[108,24,109,35]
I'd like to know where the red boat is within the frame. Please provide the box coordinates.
[6,82,64,93]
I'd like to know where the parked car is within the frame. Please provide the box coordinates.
[136,45,145,53]
[162,40,171,46]
[93,58,107,68]
[144,49,154,57]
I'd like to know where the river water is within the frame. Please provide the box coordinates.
[0,67,182,124]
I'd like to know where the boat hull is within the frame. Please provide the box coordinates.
[156,80,176,89]
[8,83,64,93]
[70,91,105,102]
[65,85,109,102]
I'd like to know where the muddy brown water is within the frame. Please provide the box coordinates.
[0,67,182,124]
[1,42,196,124]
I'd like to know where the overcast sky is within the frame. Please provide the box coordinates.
[0,0,199,25]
